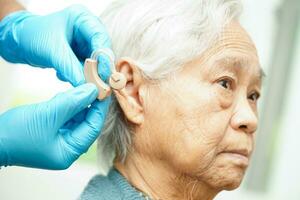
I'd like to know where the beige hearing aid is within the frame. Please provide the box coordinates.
[84,49,127,100]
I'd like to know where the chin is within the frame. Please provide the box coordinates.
[208,176,244,191]
[222,178,244,191]
[202,167,246,191]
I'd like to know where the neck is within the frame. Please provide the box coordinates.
[114,152,218,200]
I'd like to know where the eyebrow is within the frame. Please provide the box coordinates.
[259,66,266,79]
[212,56,266,82]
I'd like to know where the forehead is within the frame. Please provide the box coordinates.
[202,22,262,75]
[181,21,263,82]
[200,21,258,64]
[219,21,257,52]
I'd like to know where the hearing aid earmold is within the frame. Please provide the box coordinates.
[84,49,127,100]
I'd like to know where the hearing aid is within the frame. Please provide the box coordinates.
[84,49,127,100]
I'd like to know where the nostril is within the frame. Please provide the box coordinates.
[239,125,247,129]
[238,124,257,134]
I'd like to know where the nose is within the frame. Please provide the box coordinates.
[230,97,258,134]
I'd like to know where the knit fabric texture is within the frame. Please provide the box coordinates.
[80,168,145,200]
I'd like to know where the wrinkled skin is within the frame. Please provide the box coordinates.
[115,21,263,200]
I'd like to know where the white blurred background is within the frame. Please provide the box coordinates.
[0,0,299,199]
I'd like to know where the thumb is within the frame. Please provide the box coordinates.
[70,5,112,83]
[54,43,86,86]
[49,83,98,128]
[64,96,111,153]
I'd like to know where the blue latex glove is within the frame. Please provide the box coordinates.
[0,5,112,86]
[0,83,111,169]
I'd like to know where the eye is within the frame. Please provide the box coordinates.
[217,78,234,90]
[248,91,260,102]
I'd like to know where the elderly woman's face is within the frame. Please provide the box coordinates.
[135,21,262,190]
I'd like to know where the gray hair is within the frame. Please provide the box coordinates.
[97,0,243,174]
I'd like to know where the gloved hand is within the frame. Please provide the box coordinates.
[0,5,112,86]
[0,83,111,170]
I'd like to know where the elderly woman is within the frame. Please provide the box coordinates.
[80,0,263,199]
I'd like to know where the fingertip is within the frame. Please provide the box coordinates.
[56,71,68,82]
[66,84,98,110]
[74,79,86,87]
[71,64,85,87]
[71,76,85,87]
[57,44,85,87]
[81,83,99,98]
[97,54,112,83]
[90,95,111,116]
[91,33,112,51]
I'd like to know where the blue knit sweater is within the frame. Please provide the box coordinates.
[80,168,145,200]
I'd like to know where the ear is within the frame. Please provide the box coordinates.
[113,57,145,125]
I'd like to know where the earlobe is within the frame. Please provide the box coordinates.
[113,58,145,125]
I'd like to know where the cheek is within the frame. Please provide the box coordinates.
[169,107,231,174]
[138,78,234,175]
[162,80,233,173]
[215,87,234,109]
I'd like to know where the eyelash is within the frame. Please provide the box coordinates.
[217,77,235,90]
[217,78,261,102]
[217,77,260,103]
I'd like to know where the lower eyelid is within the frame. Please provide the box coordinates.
[217,88,234,108]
